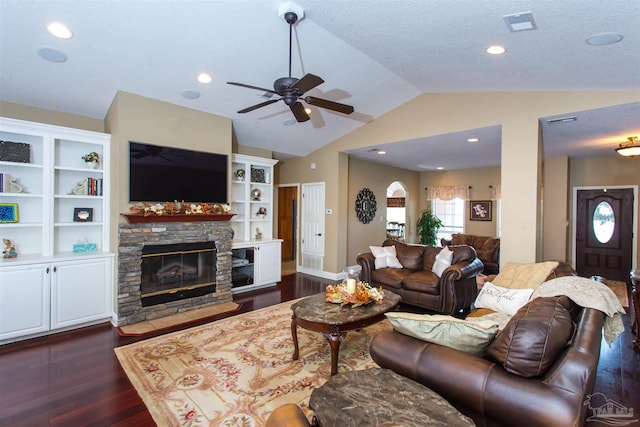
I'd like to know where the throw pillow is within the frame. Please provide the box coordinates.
[474,281,534,315]
[484,297,573,378]
[369,245,403,269]
[432,246,453,277]
[386,312,499,356]
[491,261,559,289]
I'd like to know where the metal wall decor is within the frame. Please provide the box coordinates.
[355,188,377,224]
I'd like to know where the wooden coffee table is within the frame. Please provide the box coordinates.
[290,290,400,376]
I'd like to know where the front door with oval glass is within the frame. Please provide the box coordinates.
[575,188,634,282]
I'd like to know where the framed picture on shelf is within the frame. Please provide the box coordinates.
[73,207,93,222]
[0,203,18,223]
[470,200,492,221]
[0,140,31,163]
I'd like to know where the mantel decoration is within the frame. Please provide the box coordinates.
[82,151,100,168]
[325,281,384,307]
[355,187,377,224]
[123,201,235,223]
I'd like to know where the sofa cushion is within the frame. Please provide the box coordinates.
[393,242,425,270]
[491,261,559,289]
[422,246,442,271]
[474,281,534,315]
[401,270,440,295]
[484,297,574,377]
[371,268,415,289]
[370,245,403,269]
[432,246,453,276]
[386,312,499,356]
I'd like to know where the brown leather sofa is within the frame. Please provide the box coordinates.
[356,239,483,316]
[370,295,604,427]
[442,234,500,275]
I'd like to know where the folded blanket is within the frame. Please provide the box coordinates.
[532,276,625,345]
[473,276,626,345]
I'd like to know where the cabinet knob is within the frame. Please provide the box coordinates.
[315,233,322,237]
[53,266,57,273]
[46,267,50,274]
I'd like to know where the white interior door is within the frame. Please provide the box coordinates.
[301,182,325,271]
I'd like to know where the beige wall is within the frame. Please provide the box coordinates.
[347,157,420,267]
[104,91,232,251]
[281,90,639,273]
[542,157,570,262]
[0,101,104,132]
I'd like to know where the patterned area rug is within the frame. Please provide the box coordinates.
[115,298,390,426]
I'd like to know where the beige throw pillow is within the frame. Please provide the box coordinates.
[491,261,559,289]
[385,312,499,356]
[370,245,403,269]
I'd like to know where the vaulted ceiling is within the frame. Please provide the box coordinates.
[1,1,638,170]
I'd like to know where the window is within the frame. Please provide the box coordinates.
[432,198,464,242]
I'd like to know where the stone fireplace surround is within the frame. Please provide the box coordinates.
[117,220,233,326]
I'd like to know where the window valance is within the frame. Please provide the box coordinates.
[425,185,470,201]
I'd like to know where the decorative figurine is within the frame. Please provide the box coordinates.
[255,227,262,240]
[2,239,17,258]
[234,169,245,181]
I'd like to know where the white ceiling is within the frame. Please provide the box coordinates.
[1,0,639,170]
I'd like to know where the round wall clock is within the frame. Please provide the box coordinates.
[355,188,377,224]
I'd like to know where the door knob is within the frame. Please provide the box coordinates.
[315,233,322,236]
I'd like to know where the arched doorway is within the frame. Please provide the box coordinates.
[386,181,407,241]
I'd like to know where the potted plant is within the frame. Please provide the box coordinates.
[416,208,443,246]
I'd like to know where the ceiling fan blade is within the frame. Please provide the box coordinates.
[290,102,310,122]
[291,73,324,94]
[238,99,280,113]
[304,96,354,115]
[227,81,278,95]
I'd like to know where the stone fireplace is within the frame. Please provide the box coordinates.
[117,220,233,326]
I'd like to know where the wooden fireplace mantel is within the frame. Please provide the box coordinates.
[122,213,235,223]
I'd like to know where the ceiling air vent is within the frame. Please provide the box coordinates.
[503,12,537,32]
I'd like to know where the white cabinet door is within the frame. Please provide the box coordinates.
[50,257,112,329]
[0,264,50,340]
[254,242,281,285]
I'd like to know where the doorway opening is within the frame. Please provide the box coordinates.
[386,181,407,241]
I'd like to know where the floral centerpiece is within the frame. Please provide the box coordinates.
[325,281,384,307]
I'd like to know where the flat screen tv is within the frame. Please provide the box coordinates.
[129,141,228,203]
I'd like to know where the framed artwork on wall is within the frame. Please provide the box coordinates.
[73,207,93,222]
[0,203,18,223]
[470,200,492,221]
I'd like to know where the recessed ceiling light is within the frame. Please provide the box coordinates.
[486,45,506,55]
[467,138,479,143]
[37,48,67,63]
[197,73,212,84]
[47,22,72,39]
[377,150,386,155]
[586,32,624,46]
[181,90,200,100]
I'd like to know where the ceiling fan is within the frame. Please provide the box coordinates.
[227,10,354,123]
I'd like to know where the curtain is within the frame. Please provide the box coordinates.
[387,197,405,207]
[491,184,502,200]
[425,185,470,201]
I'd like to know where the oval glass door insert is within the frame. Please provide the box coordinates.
[593,201,615,243]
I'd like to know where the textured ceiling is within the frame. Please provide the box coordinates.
[1,0,639,170]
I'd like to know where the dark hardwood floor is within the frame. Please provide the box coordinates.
[0,273,638,426]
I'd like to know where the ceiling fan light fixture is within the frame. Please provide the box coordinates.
[616,136,640,157]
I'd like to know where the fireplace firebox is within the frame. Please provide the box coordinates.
[140,241,216,307]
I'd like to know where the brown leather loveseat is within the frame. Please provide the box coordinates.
[369,295,604,427]
[442,233,500,275]
[356,239,483,315]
